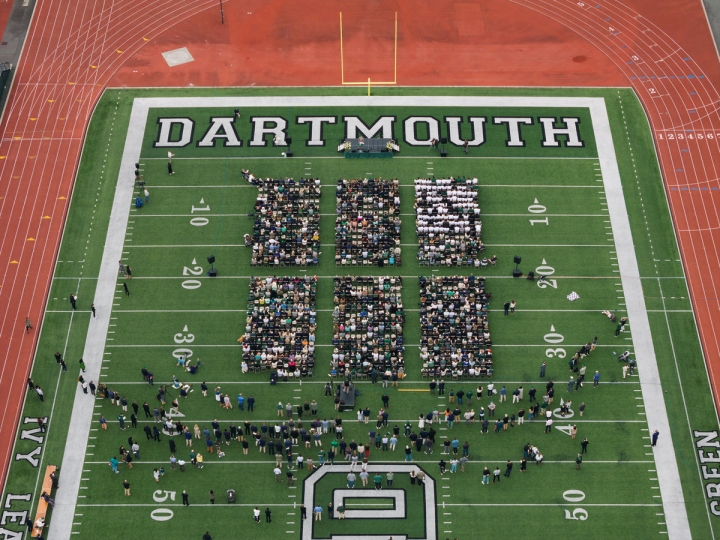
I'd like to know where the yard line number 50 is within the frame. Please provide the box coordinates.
[151,490,176,521]
[563,490,588,521]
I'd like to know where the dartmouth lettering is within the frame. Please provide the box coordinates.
[153,115,585,149]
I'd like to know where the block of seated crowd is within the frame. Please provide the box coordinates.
[331,276,405,376]
[419,275,492,378]
[415,177,483,266]
[249,177,321,266]
[241,276,317,372]
[335,178,402,267]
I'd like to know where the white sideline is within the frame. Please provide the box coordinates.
[49,96,689,540]
[49,102,148,539]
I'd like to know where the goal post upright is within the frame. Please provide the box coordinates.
[340,11,398,94]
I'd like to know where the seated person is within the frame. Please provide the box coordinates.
[186,363,199,375]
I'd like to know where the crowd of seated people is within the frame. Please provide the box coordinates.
[246,174,321,266]
[335,178,402,267]
[331,276,405,378]
[415,177,484,266]
[242,276,317,375]
[419,275,493,378]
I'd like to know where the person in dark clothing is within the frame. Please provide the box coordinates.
[265,508,272,522]
[581,437,589,453]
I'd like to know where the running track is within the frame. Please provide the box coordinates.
[0,0,719,495]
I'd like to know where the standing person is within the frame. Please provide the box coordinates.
[301,504,307,520]
[36,386,44,402]
[265,508,272,523]
[182,491,189,506]
[593,371,600,388]
[576,453,583,470]
[510,300,516,313]
[504,460,513,478]
[622,364,629,379]
[540,362,547,378]
[615,317,627,336]
[79,358,86,372]
[118,261,126,277]
[313,505,322,521]
[492,466,501,484]
[651,430,660,447]
[144,187,150,204]
[126,266,132,279]
[123,479,131,496]
[109,457,119,474]
[167,151,176,175]
[463,139,469,154]
[69,294,77,310]
[503,301,510,315]
[123,283,130,296]
[209,490,215,504]
[581,437,589,453]
[203,533,212,540]
[25,317,33,333]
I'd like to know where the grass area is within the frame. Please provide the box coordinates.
[2,87,718,540]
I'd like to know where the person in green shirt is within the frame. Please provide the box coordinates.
[337,505,345,519]
[374,473,383,490]
[576,453,583,470]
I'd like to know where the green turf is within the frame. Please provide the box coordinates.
[3,87,719,540]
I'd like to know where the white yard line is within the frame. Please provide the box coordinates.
[48,95,690,540]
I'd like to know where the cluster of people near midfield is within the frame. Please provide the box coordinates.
[415,177,484,266]
[331,276,405,378]
[335,178,402,267]
[419,275,493,378]
[244,171,321,267]
[241,276,317,373]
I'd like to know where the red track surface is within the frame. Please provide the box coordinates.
[0,0,718,493]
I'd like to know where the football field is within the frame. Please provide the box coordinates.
[3,88,718,540]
